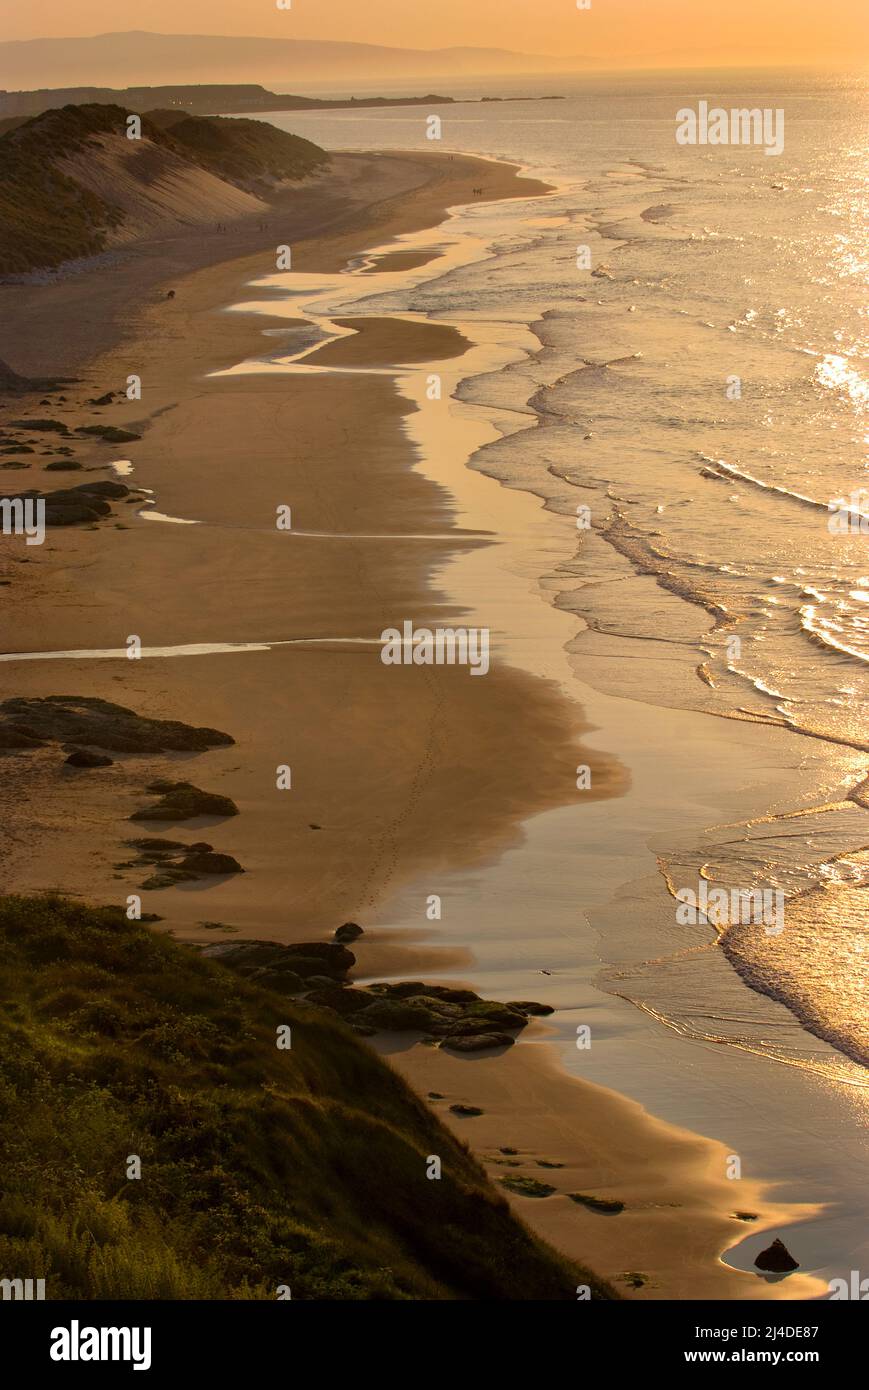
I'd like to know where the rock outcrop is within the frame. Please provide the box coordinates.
[754,1238,799,1273]
[130,779,238,821]
[204,937,550,1049]
[0,696,233,754]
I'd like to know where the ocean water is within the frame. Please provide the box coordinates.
[245,73,869,1081]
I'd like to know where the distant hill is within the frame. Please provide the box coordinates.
[0,30,587,90]
[0,103,328,274]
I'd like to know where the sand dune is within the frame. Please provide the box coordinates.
[59,131,266,240]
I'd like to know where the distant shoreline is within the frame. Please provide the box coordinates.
[0,82,565,123]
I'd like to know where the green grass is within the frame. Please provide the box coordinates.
[0,894,616,1300]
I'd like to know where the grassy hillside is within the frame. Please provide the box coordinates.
[153,113,327,190]
[0,103,328,274]
[0,106,127,273]
[0,894,614,1300]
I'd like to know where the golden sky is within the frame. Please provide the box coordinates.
[4,0,868,67]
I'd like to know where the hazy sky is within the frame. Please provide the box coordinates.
[4,0,868,66]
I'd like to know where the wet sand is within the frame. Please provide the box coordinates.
[387,1038,822,1301]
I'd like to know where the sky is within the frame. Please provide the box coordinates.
[3,0,868,68]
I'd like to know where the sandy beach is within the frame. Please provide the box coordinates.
[0,145,830,1301]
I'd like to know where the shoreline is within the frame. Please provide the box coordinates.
[0,147,827,1299]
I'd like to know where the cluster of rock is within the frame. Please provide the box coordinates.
[130,779,239,821]
[0,408,141,507]
[1,478,131,525]
[9,416,139,445]
[122,837,244,890]
[0,390,140,472]
[203,930,553,1052]
[0,696,234,754]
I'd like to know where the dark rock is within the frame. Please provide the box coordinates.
[500,1175,555,1198]
[44,460,83,471]
[432,987,480,1004]
[333,922,363,943]
[367,980,478,1004]
[0,724,45,749]
[449,1104,483,1117]
[754,1239,799,1273]
[442,1016,519,1040]
[43,498,109,524]
[197,943,533,1054]
[89,392,116,405]
[568,1193,624,1214]
[436,1017,487,1039]
[367,980,438,999]
[131,780,238,821]
[130,839,235,881]
[76,426,141,443]
[0,696,233,753]
[65,747,113,767]
[304,985,368,1014]
[0,480,130,530]
[126,837,192,853]
[202,939,354,981]
[356,998,438,1032]
[251,969,304,996]
[67,480,129,498]
[440,1032,516,1053]
[282,942,355,972]
[283,957,345,979]
[141,868,199,890]
[415,998,464,1022]
[507,1000,555,1016]
[445,1001,529,1033]
[178,851,243,876]
[201,940,278,965]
